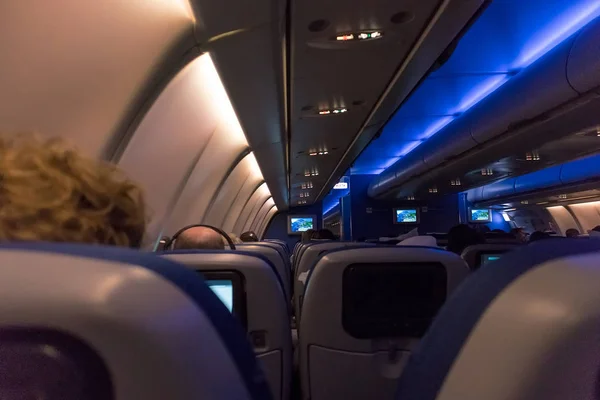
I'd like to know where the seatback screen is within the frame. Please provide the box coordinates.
[200,271,247,328]
[470,209,491,222]
[342,263,447,339]
[288,215,316,234]
[291,217,314,232]
[394,209,419,223]
[206,280,234,312]
[480,253,502,266]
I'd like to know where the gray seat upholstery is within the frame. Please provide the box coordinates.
[0,242,272,400]
[294,242,374,320]
[237,243,291,300]
[396,239,600,400]
[258,241,291,271]
[300,246,470,400]
[164,250,292,400]
[461,243,520,269]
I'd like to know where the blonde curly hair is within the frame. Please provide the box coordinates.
[0,134,146,247]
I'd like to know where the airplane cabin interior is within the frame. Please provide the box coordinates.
[2,0,600,399]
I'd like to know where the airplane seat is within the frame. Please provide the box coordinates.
[484,232,521,244]
[258,241,292,271]
[461,243,521,269]
[264,239,290,255]
[294,242,375,321]
[0,242,272,400]
[164,250,292,400]
[300,246,469,400]
[395,238,600,400]
[236,243,291,300]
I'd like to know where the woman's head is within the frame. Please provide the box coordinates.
[0,134,146,247]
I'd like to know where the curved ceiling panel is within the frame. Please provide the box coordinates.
[234,183,271,234]
[0,0,194,158]
[250,198,276,233]
[204,152,265,230]
[258,207,278,239]
[118,54,272,243]
[244,195,273,233]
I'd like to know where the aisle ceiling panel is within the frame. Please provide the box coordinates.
[288,0,487,206]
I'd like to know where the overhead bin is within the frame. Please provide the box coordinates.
[467,152,600,203]
[369,16,600,199]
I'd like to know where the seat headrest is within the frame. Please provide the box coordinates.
[0,242,272,400]
[396,238,600,400]
[398,235,438,247]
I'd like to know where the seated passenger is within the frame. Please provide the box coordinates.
[301,229,315,243]
[447,224,484,255]
[529,231,550,243]
[226,233,243,245]
[312,229,336,240]
[0,134,146,247]
[397,235,438,247]
[565,228,580,238]
[478,225,491,234]
[589,226,600,239]
[240,231,259,242]
[511,227,529,243]
[173,227,225,250]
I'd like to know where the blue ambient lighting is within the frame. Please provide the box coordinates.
[351,0,600,175]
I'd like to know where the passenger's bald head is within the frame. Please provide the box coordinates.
[173,226,225,250]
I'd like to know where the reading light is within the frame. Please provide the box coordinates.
[521,200,529,205]
[336,34,355,41]
[481,168,494,176]
[559,194,567,199]
[335,31,383,42]
[450,178,461,186]
[407,195,415,200]
[428,187,438,194]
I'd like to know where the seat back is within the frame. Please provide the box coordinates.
[300,246,469,400]
[294,242,374,319]
[461,243,520,269]
[264,239,290,255]
[0,242,271,400]
[484,232,521,244]
[164,250,291,400]
[236,244,291,299]
[258,241,291,269]
[396,239,600,400]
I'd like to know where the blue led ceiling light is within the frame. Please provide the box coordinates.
[352,0,600,175]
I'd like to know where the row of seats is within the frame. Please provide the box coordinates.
[2,239,600,399]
